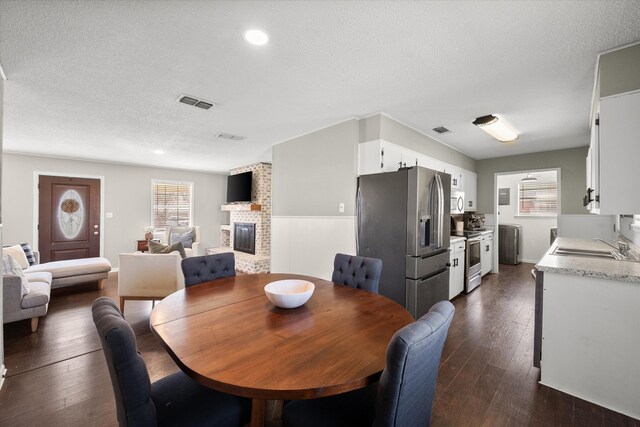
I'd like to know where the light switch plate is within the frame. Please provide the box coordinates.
[339,203,345,213]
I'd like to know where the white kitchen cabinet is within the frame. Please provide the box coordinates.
[359,140,476,196]
[591,90,640,214]
[448,240,465,299]
[585,112,600,213]
[462,170,477,211]
[417,153,444,174]
[444,165,463,190]
[480,231,493,276]
[539,270,640,419]
[359,140,418,175]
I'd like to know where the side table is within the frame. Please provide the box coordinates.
[137,240,149,252]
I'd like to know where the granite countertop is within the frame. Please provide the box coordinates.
[450,235,466,244]
[536,237,640,283]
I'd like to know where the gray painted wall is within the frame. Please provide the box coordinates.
[2,153,227,267]
[272,119,359,216]
[600,43,640,98]
[476,146,588,214]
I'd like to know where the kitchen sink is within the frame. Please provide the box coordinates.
[550,247,615,258]
[550,246,639,261]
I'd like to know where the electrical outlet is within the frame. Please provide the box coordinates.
[105,212,114,219]
[339,202,345,213]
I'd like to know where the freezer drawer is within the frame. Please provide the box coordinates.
[406,250,450,280]
[406,268,450,319]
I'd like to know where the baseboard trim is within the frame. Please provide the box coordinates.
[0,365,7,390]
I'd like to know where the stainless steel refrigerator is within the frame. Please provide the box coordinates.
[357,166,451,319]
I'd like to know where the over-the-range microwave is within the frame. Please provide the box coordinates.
[451,191,465,214]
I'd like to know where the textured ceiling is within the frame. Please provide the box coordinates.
[1,1,640,172]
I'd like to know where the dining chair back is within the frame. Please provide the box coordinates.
[181,253,236,287]
[282,300,455,427]
[331,253,382,293]
[92,297,249,427]
[375,300,454,426]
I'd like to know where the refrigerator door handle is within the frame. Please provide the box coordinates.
[435,174,444,248]
[356,186,361,254]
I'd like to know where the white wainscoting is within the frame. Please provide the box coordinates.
[271,216,356,280]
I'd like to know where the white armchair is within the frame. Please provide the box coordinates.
[118,252,185,313]
[162,226,202,257]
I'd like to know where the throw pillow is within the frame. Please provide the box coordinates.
[148,240,186,259]
[170,229,194,249]
[3,244,29,269]
[2,255,30,295]
[20,242,38,266]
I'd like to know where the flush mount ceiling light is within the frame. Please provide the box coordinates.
[521,174,537,182]
[244,29,269,46]
[472,114,518,143]
[153,150,165,155]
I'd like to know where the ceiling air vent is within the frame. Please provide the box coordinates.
[433,126,451,134]
[217,133,246,141]
[178,95,217,110]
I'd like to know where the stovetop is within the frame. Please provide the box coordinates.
[451,230,483,238]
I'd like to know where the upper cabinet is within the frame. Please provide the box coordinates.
[586,44,640,214]
[359,139,478,211]
[444,165,463,190]
[462,170,477,211]
[596,91,640,214]
[359,140,417,175]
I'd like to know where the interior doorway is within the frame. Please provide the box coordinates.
[494,168,560,264]
[37,174,103,262]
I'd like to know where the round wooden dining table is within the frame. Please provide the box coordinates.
[150,272,413,427]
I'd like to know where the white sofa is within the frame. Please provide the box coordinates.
[118,252,185,313]
[162,226,202,257]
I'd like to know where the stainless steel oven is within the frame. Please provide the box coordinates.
[465,235,481,293]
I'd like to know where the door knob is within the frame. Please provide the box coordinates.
[93,231,99,235]
[94,225,99,229]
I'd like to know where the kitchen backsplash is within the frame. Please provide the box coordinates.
[619,215,640,246]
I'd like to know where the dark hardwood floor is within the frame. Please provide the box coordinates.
[0,263,637,426]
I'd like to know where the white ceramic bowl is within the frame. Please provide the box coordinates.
[264,280,315,309]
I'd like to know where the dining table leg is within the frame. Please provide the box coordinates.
[250,398,266,427]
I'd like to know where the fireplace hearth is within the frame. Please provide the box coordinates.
[234,222,256,255]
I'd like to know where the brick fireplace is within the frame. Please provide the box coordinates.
[208,162,271,274]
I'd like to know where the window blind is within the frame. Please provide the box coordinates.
[152,182,193,230]
[518,181,557,216]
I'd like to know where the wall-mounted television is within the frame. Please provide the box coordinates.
[226,171,252,203]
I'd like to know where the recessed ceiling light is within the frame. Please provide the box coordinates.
[153,150,165,155]
[244,29,269,46]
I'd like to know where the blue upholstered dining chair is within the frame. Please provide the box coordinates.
[92,297,250,427]
[331,253,382,293]
[181,253,236,287]
[282,300,455,427]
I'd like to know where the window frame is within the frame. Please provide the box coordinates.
[517,180,558,217]
[150,180,194,238]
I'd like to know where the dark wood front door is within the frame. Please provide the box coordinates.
[38,175,101,263]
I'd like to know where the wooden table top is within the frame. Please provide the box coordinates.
[150,272,413,400]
